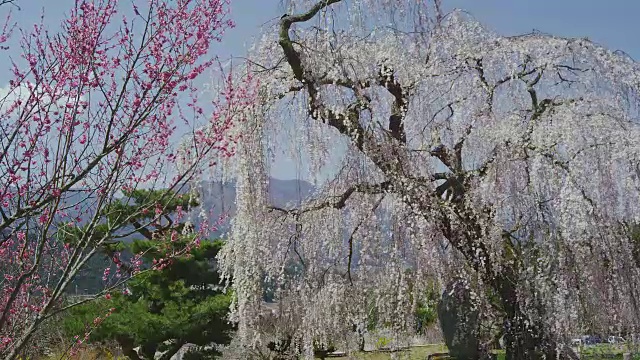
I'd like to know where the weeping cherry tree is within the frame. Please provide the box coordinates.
[219,1,640,359]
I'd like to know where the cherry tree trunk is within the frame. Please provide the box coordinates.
[498,277,558,360]
[494,260,578,360]
[441,212,565,359]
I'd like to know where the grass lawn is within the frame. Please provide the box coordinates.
[324,344,447,359]
[323,344,640,360]
[577,343,640,359]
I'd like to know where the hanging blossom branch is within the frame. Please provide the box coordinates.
[0,0,256,358]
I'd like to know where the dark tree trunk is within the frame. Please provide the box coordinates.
[139,342,158,359]
[502,305,557,359]
[496,266,560,360]
[116,335,143,360]
[439,207,568,359]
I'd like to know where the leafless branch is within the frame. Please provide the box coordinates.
[0,0,19,10]
[269,180,393,215]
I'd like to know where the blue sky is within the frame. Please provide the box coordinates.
[226,0,640,60]
[6,1,639,67]
[2,0,639,179]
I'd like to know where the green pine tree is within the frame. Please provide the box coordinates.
[60,189,234,360]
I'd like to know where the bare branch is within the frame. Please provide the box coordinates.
[0,0,19,10]
[277,1,377,153]
[269,180,392,215]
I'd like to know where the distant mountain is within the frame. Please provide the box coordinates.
[50,177,315,236]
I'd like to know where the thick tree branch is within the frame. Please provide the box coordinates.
[278,0,414,182]
[377,64,408,143]
[279,0,342,81]
[429,144,457,170]
[269,181,392,215]
[130,220,154,240]
[279,0,374,152]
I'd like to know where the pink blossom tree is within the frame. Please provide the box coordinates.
[0,0,254,358]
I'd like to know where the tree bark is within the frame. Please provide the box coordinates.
[117,336,143,360]
[498,274,558,360]
[437,206,567,359]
